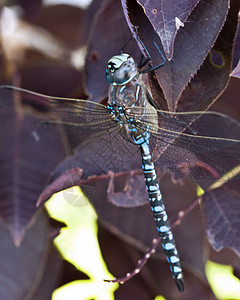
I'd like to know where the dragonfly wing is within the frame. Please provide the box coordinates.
[135,109,240,188]
[0,86,142,175]
[55,128,141,179]
[0,86,117,151]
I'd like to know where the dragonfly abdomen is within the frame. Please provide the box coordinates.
[136,136,184,291]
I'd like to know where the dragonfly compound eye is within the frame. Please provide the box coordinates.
[106,53,138,85]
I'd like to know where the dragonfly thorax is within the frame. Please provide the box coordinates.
[106,53,138,86]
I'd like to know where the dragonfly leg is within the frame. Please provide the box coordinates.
[175,277,184,292]
[131,26,165,72]
[120,25,165,72]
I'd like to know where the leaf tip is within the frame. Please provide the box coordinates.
[10,228,25,247]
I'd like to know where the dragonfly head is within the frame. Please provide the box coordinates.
[106,53,138,86]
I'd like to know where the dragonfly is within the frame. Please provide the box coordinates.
[1,43,240,293]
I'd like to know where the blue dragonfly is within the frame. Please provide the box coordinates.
[1,45,240,292]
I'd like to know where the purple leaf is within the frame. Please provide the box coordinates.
[123,0,236,111]
[136,0,200,59]
[31,245,63,300]
[107,171,148,207]
[202,182,240,256]
[0,88,66,244]
[176,0,240,112]
[212,77,240,123]
[232,13,240,69]
[231,59,240,78]
[0,210,53,299]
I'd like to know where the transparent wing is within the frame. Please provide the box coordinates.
[0,86,141,174]
[0,85,119,150]
[1,86,239,187]
[130,106,240,187]
[0,85,112,126]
